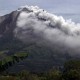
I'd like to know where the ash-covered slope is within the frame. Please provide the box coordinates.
[0,10,25,51]
[0,5,80,73]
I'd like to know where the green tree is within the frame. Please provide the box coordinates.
[46,69,62,80]
[63,60,80,80]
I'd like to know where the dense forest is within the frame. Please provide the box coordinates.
[0,49,79,80]
[0,59,80,80]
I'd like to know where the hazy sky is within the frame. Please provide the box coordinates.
[0,0,80,15]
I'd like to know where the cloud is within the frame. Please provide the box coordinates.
[14,5,80,55]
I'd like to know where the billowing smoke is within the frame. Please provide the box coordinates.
[14,5,80,55]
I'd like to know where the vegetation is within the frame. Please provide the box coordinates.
[0,60,79,80]
[0,52,28,72]
[0,50,79,80]
[63,60,80,80]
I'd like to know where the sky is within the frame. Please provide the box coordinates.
[0,0,80,15]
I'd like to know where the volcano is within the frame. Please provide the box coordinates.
[0,5,80,73]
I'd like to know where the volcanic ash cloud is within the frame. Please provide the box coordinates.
[14,5,80,54]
